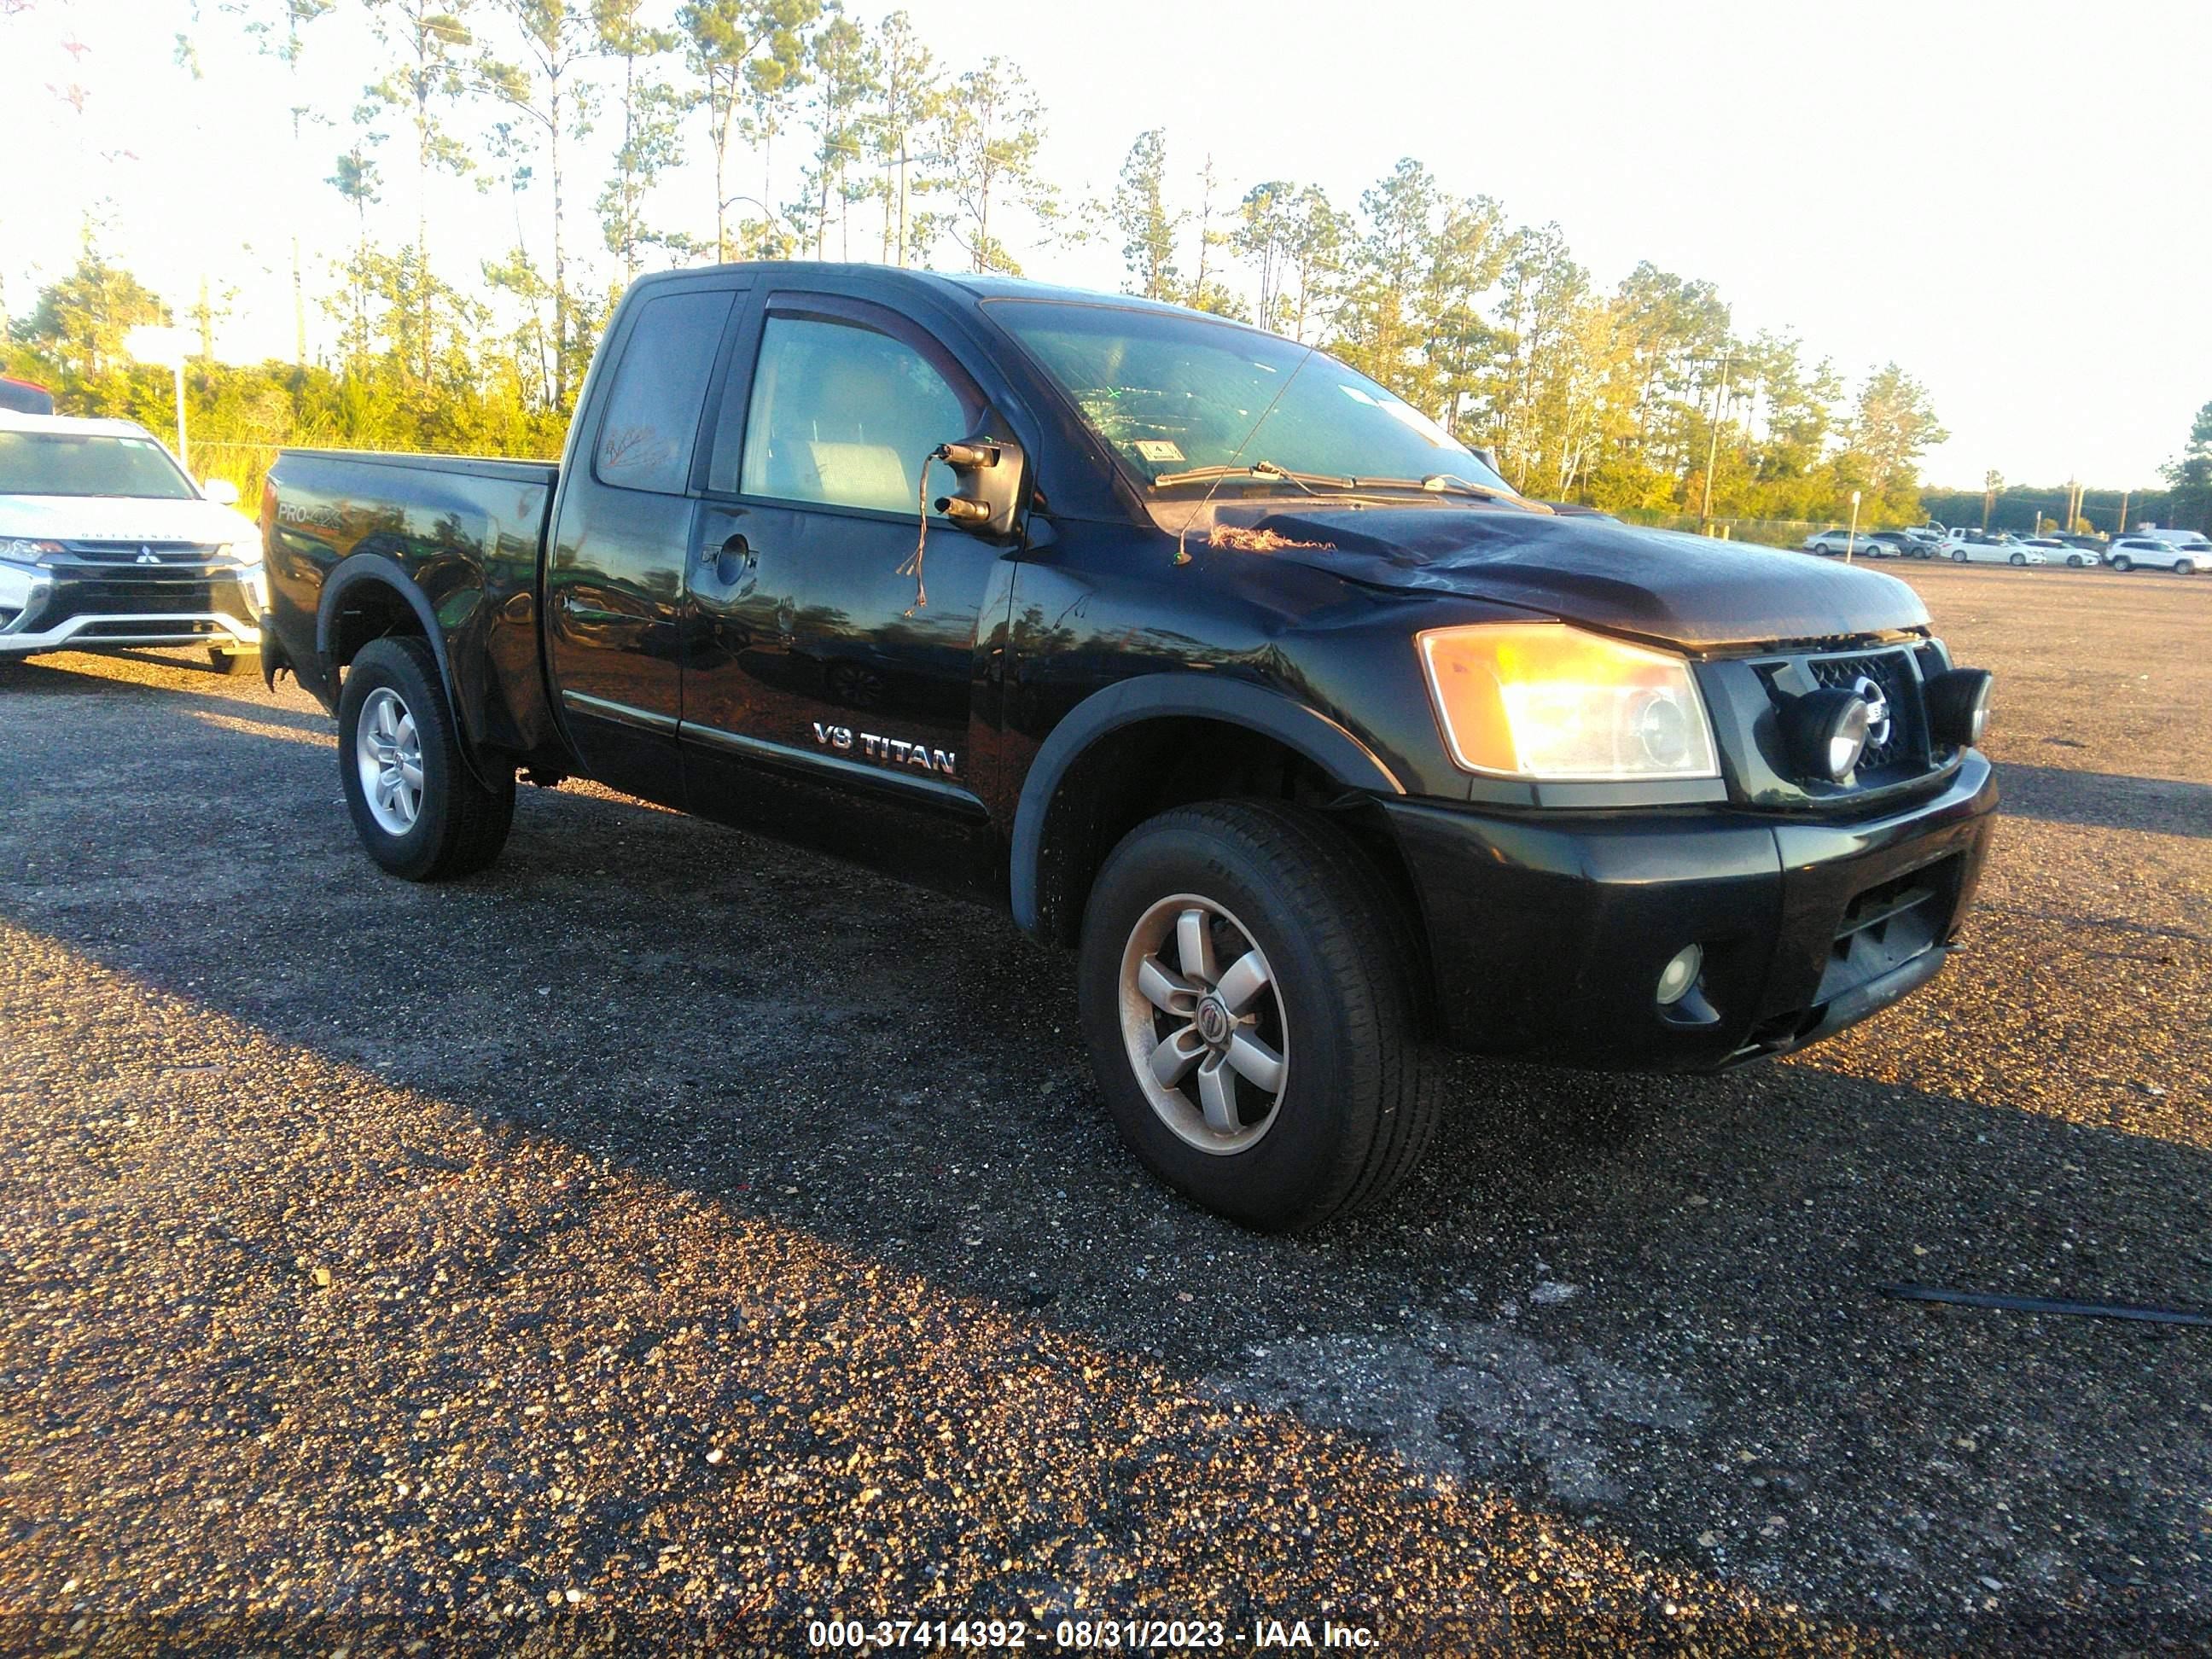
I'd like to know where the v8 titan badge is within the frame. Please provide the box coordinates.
[813,721,958,778]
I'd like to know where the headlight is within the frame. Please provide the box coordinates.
[0,538,62,564]
[1417,622,1720,781]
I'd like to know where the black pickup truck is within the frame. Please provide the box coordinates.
[261,264,1997,1230]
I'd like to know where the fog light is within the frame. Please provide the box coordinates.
[1656,944,1703,1006]
[1924,667,1992,748]
[1788,687,1873,781]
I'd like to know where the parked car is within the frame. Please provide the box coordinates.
[1939,532,2045,566]
[0,376,55,416]
[1864,531,1920,557]
[2020,536,2095,567]
[0,410,265,670]
[2127,527,2212,557]
[1891,527,1944,557]
[2104,536,2203,574]
[261,263,1999,1231]
[2052,533,2108,564]
[1801,527,1895,556]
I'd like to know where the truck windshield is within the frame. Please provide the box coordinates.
[987,300,1515,498]
[0,431,198,499]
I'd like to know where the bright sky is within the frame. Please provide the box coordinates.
[3,0,2203,490]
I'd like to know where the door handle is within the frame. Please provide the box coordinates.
[708,533,755,588]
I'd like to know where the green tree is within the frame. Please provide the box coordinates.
[800,12,876,259]
[9,251,171,378]
[2159,399,2212,533]
[1114,129,1184,301]
[1422,191,1506,434]
[928,56,1052,274]
[678,0,818,261]
[1834,364,1947,521]
[478,0,602,410]
[865,11,938,266]
[365,0,479,384]
[1330,158,1438,399]
[594,0,684,282]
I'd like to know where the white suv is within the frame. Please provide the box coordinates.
[2104,536,2203,575]
[0,411,265,670]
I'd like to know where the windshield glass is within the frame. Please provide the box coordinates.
[987,300,1514,495]
[0,431,197,499]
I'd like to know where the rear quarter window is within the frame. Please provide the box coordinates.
[591,289,735,495]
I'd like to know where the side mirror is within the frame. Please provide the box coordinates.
[931,432,1027,540]
[202,478,241,506]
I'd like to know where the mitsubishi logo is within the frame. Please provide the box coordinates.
[1851,673,1892,748]
[135,546,160,564]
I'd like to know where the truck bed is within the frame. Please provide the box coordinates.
[262,446,564,765]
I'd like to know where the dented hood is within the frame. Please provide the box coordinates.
[1217,504,1930,650]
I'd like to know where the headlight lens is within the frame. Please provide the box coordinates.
[1417,622,1720,781]
[0,538,62,564]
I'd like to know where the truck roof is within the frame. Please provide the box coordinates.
[647,261,1266,331]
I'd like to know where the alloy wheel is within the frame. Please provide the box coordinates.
[1117,894,1289,1155]
[356,686,425,835]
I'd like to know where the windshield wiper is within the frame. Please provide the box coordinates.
[1348,473,1551,511]
[1150,459,1355,493]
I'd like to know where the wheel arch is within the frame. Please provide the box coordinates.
[316,554,496,785]
[1010,674,1412,948]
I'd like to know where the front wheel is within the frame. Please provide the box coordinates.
[1076,800,1437,1231]
[2174,558,2197,576]
[337,636,514,880]
[207,647,259,675]
[2009,551,2026,566]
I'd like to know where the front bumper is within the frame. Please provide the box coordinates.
[0,562,261,655]
[1383,749,1999,1070]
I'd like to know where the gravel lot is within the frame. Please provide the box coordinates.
[0,562,2205,1654]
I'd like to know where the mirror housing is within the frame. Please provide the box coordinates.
[931,431,1026,540]
[202,477,241,506]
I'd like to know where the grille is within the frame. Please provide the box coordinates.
[50,579,246,620]
[57,540,224,565]
[1804,650,1915,772]
[1757,645,1931,785]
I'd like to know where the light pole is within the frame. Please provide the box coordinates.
[122,324,195,472]
[1845,489,1862,564]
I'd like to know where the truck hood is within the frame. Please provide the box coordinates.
[0,493,260,550]
[1218,504,1930,650]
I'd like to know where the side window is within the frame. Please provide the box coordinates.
[722,313,969,512]
[592,289,734,494]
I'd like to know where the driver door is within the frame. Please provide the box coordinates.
[679,291,1015,896]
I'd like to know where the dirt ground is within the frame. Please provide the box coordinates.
[0,562,2204,1654]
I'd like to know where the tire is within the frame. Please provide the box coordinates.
[1076,800,1437,1232]
[336,635,514,881]
[2175,559,2196,576]
[1952,550,1968,562]
[2067,555,2085,568]
[2111,555,2133,573]
[207,647,259,675]
[2009,552,2026,566]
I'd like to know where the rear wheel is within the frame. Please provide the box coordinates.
[2174,558,2196,576]
[337,636,514,881]
[206,646,259,675]
[1952,550,1968,562]
[1076,800,1437,1232]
